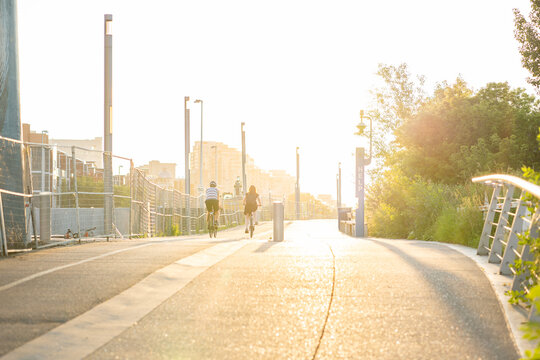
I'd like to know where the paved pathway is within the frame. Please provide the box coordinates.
[0,220,520,359]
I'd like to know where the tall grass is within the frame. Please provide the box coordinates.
[367,175,485,247]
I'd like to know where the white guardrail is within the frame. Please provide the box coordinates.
[473,174,540,321]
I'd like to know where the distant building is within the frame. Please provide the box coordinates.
[22,123,49,144]
[49,135,103,168]
[136,160,176,189]
[22,124,103,193]
[191,141,295,199]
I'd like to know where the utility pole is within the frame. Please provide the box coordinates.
[241,122,246,197]
[103,14,113,237]
[296,147,300,220]
[184,96,191,235]
[338,162,342,208]
[194,99,204,189]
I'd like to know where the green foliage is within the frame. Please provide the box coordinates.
[170,224,181,236]
[504,132,540,360]
[397,81,540,183]
[366,171,484,245]
[366,64,540,247]
[514,3,540,90]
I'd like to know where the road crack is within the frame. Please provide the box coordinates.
[312,243,336,360]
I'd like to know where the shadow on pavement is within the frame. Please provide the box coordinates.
[253,241,280,253]
[371,239,520,360]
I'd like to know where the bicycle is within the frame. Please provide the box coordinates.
[208,211,218,238]
[71,227,97,239]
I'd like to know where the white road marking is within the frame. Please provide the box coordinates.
[1,239,247,360]
[0,243,154,293]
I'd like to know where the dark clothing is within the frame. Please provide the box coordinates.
[205,199,219,213]
[244,203,258,215]
[244,192,259,215]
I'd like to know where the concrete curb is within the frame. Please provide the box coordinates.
[441,242,536,358]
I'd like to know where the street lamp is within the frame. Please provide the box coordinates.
[337,162,341,208]
[241,122,246,197]
[104,14,114,237]
[354,110,373,237]
[295,147,300,220]
[194,99,203,191]
[184,96,191,235]
[356,110,372,165]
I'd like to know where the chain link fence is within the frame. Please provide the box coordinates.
[1,136,334,254]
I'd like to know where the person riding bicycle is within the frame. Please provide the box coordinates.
[243,185,261,233]
[205,181,220,228]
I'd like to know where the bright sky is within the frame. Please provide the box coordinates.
[17,0,534,206]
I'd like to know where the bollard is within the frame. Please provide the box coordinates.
[273,201,284,242]
[39,192,52,244]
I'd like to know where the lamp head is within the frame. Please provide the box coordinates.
[194,99,202,103]
[356,110,366,135]
[356,122,366,135]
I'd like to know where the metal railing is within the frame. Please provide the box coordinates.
[473,174,540,320]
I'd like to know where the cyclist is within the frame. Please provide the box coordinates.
[243,185,262,233]
[205,181,220,228]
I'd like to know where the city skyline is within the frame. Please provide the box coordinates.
[22,121,308,201]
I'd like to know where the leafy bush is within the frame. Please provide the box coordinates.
[367,173,484,246]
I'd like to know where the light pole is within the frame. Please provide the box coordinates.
[295,147,300,220]
[194,99,204,212]
[337,162,342,208]
[194,99,203,189]
[211,145,217,182]
[103,14,113,237]
[184,96,191,235]
[41,130,48,192]
[354,110,373,237]
[241,122,246,197]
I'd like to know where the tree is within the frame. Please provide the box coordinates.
[514,2,540,91]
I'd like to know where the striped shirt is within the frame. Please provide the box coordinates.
[206,187,219,200]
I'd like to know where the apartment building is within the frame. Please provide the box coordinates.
[191,141,295,198]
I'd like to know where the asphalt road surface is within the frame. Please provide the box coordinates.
[0,220,519,359]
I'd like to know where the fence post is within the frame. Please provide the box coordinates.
[128,160,133,238]
[39,192,51,245]
[71,147,81,242]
